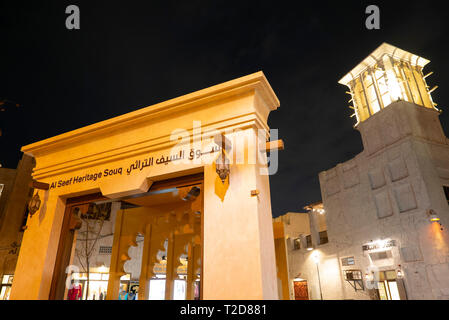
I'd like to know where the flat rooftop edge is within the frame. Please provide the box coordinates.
[22,71,279,154]
[338,42,430,86]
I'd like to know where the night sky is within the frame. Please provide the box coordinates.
[1,1,448,217]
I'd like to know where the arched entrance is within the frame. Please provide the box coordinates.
[10,72,280,300]
[49,174,204,300]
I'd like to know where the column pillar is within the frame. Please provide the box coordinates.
[308,210,320,247]
[202,129,278,299]
[193,241,202,299]
[138,223,153,300]
[186,242,195,300]
[10,193,66,300]
[106,209,125,300]
[164,232,175,300]
[274,237,291,300]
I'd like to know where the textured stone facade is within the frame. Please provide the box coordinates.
[310,101,449,300]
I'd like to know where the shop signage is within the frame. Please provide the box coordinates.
[49,145,221,190]
[362,239,396,251]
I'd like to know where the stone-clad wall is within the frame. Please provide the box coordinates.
[315,101,449,300]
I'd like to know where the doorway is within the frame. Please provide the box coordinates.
[49,173,204,300]
[293,280,309,300]
[376,270,403,300]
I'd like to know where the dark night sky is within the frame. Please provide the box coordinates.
[1,1,448,217]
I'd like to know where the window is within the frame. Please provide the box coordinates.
[444,186,449,204]
[377,270,401,300]
[341,256,355,266]
[319,231,328,245]
[305,235,312,249]
[369,250,392,261]
[79,202,111,220]
[364,71,381,114]
[0,275,14,300]
[293,238,301,250]
[353,78,370,121]
[99,246,112,255]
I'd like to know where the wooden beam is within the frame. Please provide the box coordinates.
[29,180,50,190]
[264,139,284,152]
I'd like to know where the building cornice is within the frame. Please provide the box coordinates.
[338,42,430,86]
[22,71,279,156]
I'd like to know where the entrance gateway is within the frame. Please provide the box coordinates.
[10,72,281,300]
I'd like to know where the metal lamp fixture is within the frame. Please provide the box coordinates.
[215,152,230,183]
[182,186,201,201]
[396,265,404,279]
[28,191,41,217]
[427,209,443,230]
[427,209,440,222]
[214,133,231,183]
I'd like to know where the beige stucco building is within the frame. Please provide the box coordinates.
[277,43,449,300]
[273,205,330,300]
[0,155,35,300]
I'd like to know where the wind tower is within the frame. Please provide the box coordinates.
[339,42,438,126]
[316,43,449,300]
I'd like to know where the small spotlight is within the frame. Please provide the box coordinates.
[182,186,201,201]
[427,209,440,223]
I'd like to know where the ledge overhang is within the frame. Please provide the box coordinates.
[22,71,279,157]
[338,42,430,86]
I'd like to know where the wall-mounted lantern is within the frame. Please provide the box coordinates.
[427,209,440,222]
[396,265,404,279]
[214,134,231,183]
[215,152,230,183]
[28,191,41,217]
[27,180,50,218]
[293,273,303,282]
[427,209,443,230]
